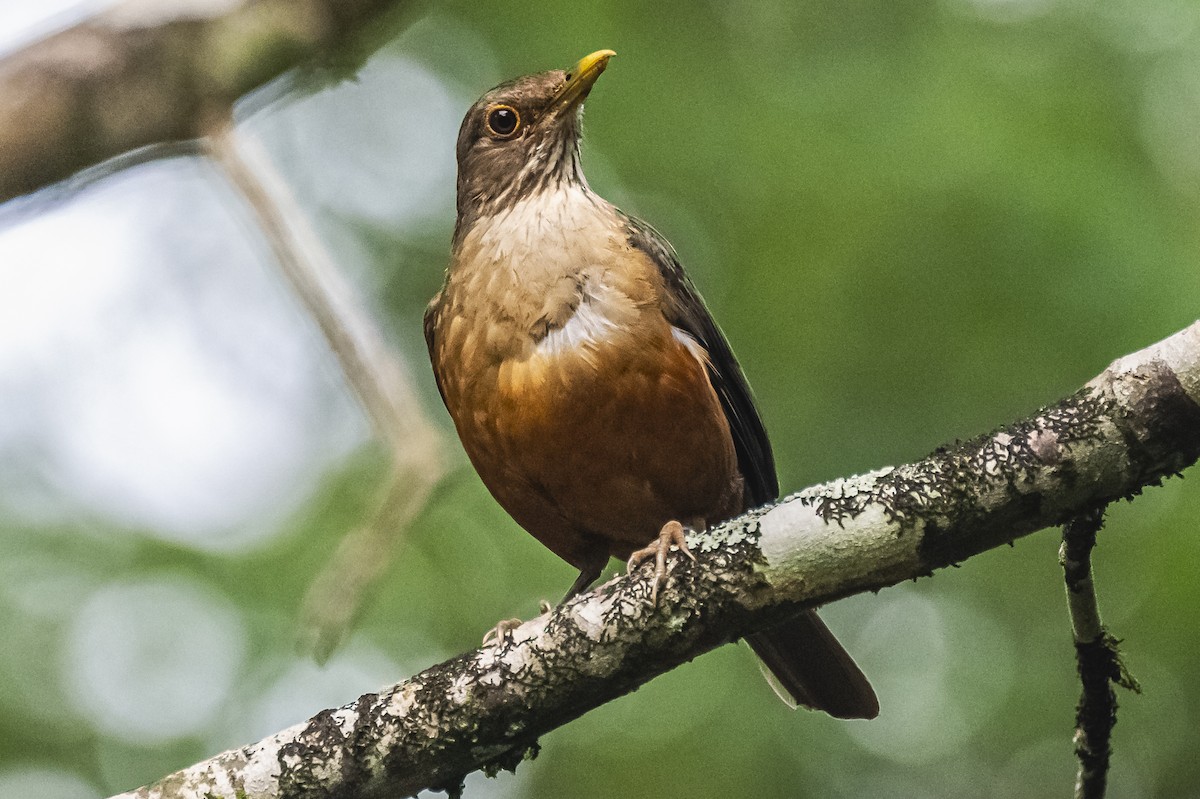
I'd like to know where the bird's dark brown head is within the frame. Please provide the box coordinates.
[453,50,615,243]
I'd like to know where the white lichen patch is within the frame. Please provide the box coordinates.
[757,487,906,598]
[570,595,610,639]
[798,466,896,504]
[386,684,419,718]
[510,614,550,646]
[689,517,758,552]
[239,736,286,797]
[756,500,824,579]
[470,618,551,687]
[1097,320,1200,400]
[500,643,543,678]
[279,750,302,770]
[156,753,245,799]
[332,707,359,737]
[473,647,508,688]
[977,434,1013,476]
[476,667,504,688]
[1162,322,1200,400]
[1028,427,1061,464]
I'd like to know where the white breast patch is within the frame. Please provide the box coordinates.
[536,295,620,357]
[533,276,637,360]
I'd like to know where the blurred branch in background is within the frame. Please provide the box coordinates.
[209,124,446,658]
[0,0,412,204]
[111,321,1200,799]
[208,124,440,467]
[0,0,448,661]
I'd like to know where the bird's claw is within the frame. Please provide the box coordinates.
[482,601,555,647]
[626,520,697,605]
[482,618,523,646]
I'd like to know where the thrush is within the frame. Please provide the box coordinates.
[425,50,879,719]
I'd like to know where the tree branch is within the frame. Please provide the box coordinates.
[108,320,1200,798]
[0,0,411,205]
[1061,508,1140,799]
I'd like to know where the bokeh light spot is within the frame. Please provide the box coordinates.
[62,575,247,744]
[846,591,1015,765]
[0,161,366,550]
[246,52,463,229]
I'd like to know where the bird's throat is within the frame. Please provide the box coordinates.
[448,183,631,355]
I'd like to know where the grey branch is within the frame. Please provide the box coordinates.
[0,0,410,204]
[110,320,1200,799]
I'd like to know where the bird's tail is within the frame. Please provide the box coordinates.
[746,610,879,719]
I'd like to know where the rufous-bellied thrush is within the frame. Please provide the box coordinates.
[425,50,878,719]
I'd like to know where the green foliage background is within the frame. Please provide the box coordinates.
[3,1,1200,797]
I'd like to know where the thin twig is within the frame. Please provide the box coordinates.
[207,121,445,659]
[1061,509,1106,647]
[1060,508,1140,799]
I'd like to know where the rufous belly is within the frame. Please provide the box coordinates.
[444,324,743,570]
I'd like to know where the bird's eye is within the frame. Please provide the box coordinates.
[485,105,520,138]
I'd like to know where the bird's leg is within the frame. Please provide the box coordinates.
[561,562,605,604]
[626,519,698,604]
[482,600,559,646]
[485,560,603,645]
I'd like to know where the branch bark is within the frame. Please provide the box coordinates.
[1061,508,1140,799]
[0,0,411,205]
[109,320,1200,799]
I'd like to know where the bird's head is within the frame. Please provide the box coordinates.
[453,49,615,243]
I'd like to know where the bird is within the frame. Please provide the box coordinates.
[424,50,879,720]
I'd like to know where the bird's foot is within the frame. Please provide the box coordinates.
[482,618,523,646]
[626,519,697,605]
[481,601,555,646]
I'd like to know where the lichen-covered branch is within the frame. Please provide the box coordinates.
[110,320,1200,799]
[0,0,410,204]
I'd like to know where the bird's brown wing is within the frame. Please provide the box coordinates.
[622,213,779,508]
[623,213,878,719]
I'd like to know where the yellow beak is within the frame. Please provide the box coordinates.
[554,49,616,109]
